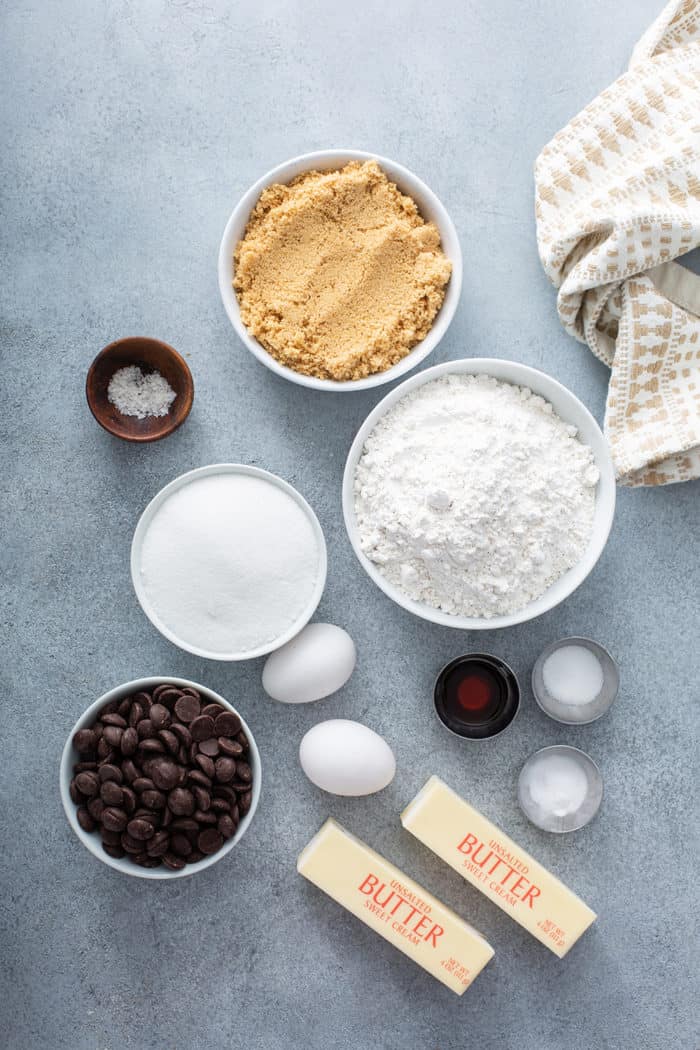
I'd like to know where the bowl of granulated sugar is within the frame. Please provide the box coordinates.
[86,336,194,442]
[131,465,327,660]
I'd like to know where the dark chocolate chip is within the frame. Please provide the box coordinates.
[139,738,166,754]
[236,762,252,783]
[162,853,186,871]
[187,770,212,789]
[151,759,180,791]
[102,725,124,748]
[190,715,215,742]
[128,701,144,727]
[120,727,138,756]
[137,718,155,739]
[102,807,128,832]
[215,711,241,737]
[96,738,113,759]
[218,737,243,757]
[127,818,155,841]
[174,694,201,723]
[146,831,170,857]
[121,760,140,784]
[210,798,231,813]
[73,729,97,753]
[193,809,217,826]
[198,828,224,855]
[218,814,236,839]
[194,754,215,778]
[170,834,193,857]
[102,713,127,728]
[214,757,237,783]
[158,729,180,756]
[167,788,195,816]
[198,738,219,757]
[75,771,99,796]
[100,781,124,806]
[170,818,199,834]
[103,844,126,859]
[98,763,123,784]
[141,790,166,811]
[149,704,170,731]
[201,704,223,719]
[170,723,192,748]
[77,806,95,832]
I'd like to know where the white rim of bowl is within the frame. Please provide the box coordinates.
[342,358,616,630]
[59,676,262,879]
[217,148,463,392]
[131,464,328,660]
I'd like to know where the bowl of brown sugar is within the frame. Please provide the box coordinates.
[218,150,462,391]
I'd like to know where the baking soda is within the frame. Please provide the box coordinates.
[542,645,604,706]
[522,752,590,818]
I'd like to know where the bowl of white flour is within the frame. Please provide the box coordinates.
[132,465,327,659]
[343,359,615,629]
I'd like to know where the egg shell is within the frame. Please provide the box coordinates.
[262,623,356,704]
[299,719,396,796]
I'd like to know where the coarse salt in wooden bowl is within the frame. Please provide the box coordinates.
[86,336,194,443]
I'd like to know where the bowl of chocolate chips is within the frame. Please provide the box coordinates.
[60,677,261,879]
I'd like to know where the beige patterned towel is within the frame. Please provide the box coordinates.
[535,0,700,485]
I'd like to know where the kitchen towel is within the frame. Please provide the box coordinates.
[535,0,700,485]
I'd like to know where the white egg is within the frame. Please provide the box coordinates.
[299,719,396,796]
[262,623,356,704]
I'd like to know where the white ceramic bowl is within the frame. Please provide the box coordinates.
[131,464,327,660]
[342,358,616,630]
[218,149,463,391]
[60,677,262,880]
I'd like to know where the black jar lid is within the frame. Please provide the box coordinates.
[434,653,520,740]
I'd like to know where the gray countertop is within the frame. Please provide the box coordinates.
[2,2,698,1048]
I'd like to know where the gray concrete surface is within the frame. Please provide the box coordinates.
[1,2,698,1048]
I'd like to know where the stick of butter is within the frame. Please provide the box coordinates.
[297,818,494,995]
[401,777,596,958]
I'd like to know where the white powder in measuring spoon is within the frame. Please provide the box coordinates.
[138,473,323,656]
[523,752,590,818]
[353,373,599,618]
[542,644,604,706]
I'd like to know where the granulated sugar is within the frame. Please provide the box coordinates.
[137,472,323,656]
[353,373,599,618]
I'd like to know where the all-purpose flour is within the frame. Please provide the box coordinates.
[138,473,322,655]
[353,374,599,618]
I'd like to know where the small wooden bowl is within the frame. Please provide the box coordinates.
[86,336,194,442]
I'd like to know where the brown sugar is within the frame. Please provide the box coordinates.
[233,161,452,381]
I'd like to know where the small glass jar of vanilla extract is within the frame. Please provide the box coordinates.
[434,653,520,740]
